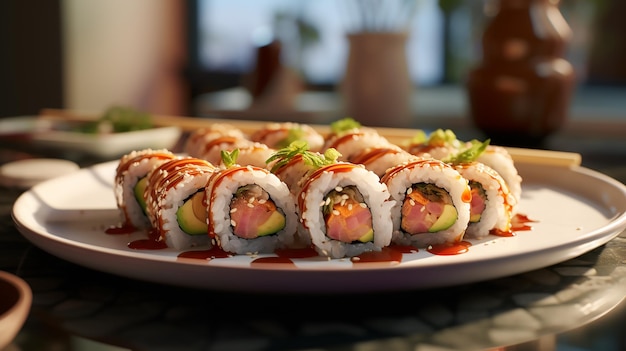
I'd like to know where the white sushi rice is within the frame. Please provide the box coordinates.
[207,167,298,255]
[384,159,471,248]
[454,162,516,239]
[353,148,420,179]
[299,163,395,259]
[114,149,176,229]
[325,130,394,163]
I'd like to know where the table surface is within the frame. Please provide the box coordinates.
[2,119,626,351]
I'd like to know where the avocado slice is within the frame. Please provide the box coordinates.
[133,177,148,213]
[469,213,481,223]
[256,210,286,236]
[176,192,207,235]
[357,229,374,243]
[429,204,458,233]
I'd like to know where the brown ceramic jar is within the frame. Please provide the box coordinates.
[466,0,576,147]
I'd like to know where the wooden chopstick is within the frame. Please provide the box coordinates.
[503,147,581,167]
[38,108,582,167]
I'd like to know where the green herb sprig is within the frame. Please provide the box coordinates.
[443,139,490,165]
[266,141,341,173]
[330,117,361,135]
[221,149,240,168]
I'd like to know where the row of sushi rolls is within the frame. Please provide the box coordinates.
[113,117,522,259]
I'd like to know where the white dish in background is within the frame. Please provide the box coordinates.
[0,116,182,159]
[11,160,626,294]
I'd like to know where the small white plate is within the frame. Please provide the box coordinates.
[11,160,626,293]
[0,116,182,159]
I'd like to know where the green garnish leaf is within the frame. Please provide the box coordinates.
[444,139,490,164]
[266,141,341,173]
[330,117,361,134]
[221,149,240,168]
[428,129,459,147]
[322,148,341,164]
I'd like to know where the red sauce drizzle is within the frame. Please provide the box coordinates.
[178,247,232,260]
[350,147,400,165]
[353,246,403,264]
[427,241,472,255]
[128,238,168,250]
[491,228,516,237]
[326,132,366,151]
[251,256,296,266]
[511,213,536,232]
[125,228,168,250]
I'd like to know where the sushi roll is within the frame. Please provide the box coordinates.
[205,151,298,254]
[475,145,522,214]
[381,159,472,248]
[350,146,422,179]
[322,117,393,162]
[266,141,341,196]
[452,161,516,239]
[225,142,275,169]
[184,125,254,166]
[250,122,325,152]
[403,129,463,160]
[297,161,395,259]
[184,123,247,158]
[113,148,177,230]
[144,157,218,249]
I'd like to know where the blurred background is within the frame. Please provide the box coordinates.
[1,0,625,125]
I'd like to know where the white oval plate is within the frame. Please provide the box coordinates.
[11,160,626,294]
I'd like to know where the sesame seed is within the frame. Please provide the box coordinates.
[406,187,413,194]
[247,203,254,208]
[340,199,346,206]
[319,200,326,207]
[230,208,237,213]
[348,204,353,211]
[325,197,331,205]
[409,199,415,206]
[230,219,236,226]
[258,199,266,204]
[335,186,343,192]
[332,210,340,216]
[351,257,361,262]
[359,203,367,208]
[248,197,255,203]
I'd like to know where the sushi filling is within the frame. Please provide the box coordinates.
[401,183,458,234]
[322,186,374,243]
[229,184,286,239]
[468,181,487,223]
[176,190,208,235]
[133,176,149,214]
